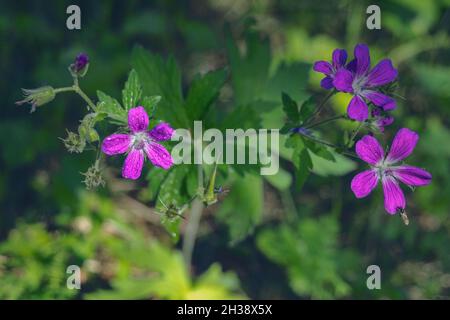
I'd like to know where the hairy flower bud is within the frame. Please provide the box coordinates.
[15,86,56,113]
[78,113,100,143]
[69,53,89,77]
[61,130,86,153]
[81,163,105,190]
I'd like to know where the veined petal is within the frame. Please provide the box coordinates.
[313,61,333,75]
[320,76,334,90]
[122,149,144,180]
[392,165,432,186]
[332,49,347,69]
[355,134,384,165]
[351,170,379,198]
[386,128,419,163]
[366,59,398,87]
[145,142,173,170]
[333,69,354,93]
[101,134,131,155]
[354,44,370,76]
[382,176,405,215]
[148,122,174,141]
[347,95,369,121]
[128,106,149,133]
[361,90,396,109]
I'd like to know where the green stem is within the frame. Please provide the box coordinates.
[347,122,365,148]
[305,114,347,129]
[74,86,97,112]
[54,84,97,112]
[182,144,205,273]
[54,86,75,94]
[306,90,336,125]
[302,133,359,159]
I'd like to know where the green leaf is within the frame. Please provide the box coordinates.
[299,96,316,122]
[309,151,356,177]
[287,135,312,191]
[96,91,127,124]
[262,62,310,102]
[225,26,270,105]
[122,69,142,110]
[257,216,352,299]
[304,139,336,162]
[185,68,227,121]
[141,95,161,118]
[264,167,292,191]
[281,92,300,124]
[131,46,189,128]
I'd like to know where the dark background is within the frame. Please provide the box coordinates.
[0,0,449,299]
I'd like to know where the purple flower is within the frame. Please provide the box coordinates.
[351,128,431,214]
[101,106,174,180]
[333,44,398,121]
[74,53,89,72]
[313,48,348,90]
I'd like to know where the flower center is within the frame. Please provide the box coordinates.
[132,132,150,150]
[373,159,396,180]
[352,75,367,95]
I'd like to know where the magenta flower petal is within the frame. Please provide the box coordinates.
[382,176,405,215]
[355,135,384,165]
[128,106,149,133]
[386,128,419,163]
[354,44,370,76]
[101,134,131,155]
[376,116,394,132]
[332,49,347,69]
[333,69,354,93]
[148,122,174,141]
[313,61,333,75]
[122,149,144,180]
[351,169,379,198]
[382,99,396,111]
[320,76,334,90]
[145,142,173,170]
[366,59,398,87]
[361,90,396,109]
[392,165,432,186]
[347,95,369,121]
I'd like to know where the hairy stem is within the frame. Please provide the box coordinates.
[54,86,75,94]
[182,146,205,272]
[347,122,365,147]
[305,114,347,129]
[54,84,97,112]
[74,86,97,112]
[306,90,336,125]
[302,133,359,159]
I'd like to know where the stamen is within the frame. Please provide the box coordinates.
[398,208,409,226]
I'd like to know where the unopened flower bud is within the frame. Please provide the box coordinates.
[70,53,89,77]
[16,86,56,113]
[369,107,394,133]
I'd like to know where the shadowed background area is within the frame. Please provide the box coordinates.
[0,0,449,299]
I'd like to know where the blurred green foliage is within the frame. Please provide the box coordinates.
[0,0,449,300]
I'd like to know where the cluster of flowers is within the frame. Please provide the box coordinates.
[314,44,432,219]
